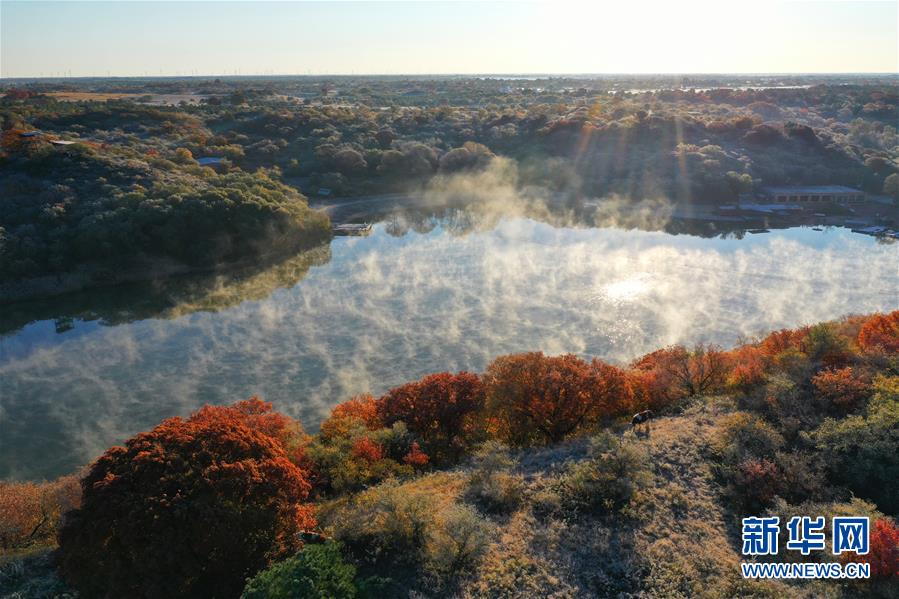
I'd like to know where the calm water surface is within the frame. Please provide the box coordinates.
[1,218,896,480]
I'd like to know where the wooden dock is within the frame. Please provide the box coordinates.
[332,223,373,236]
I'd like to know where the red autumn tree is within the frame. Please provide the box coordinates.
[483,353,632,446]
[350,437,384,463]
[377,371,484,465]
[631,344,730,405]
[402,441,430,469]
[811,366,871,413]
[858,311,899,354]
[0,475,80,551]
[58,400,315,599]
[758,327,808,357]
[732,458,783,511]
[726,345,767,392]
[193,396,309,463]
[319,393,382,440]
[843,518,899,579]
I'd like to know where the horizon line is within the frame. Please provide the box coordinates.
[3,71,899,82]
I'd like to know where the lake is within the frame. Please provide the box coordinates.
[1,215,896,480]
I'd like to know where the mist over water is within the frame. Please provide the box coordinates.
[1,217,896,480]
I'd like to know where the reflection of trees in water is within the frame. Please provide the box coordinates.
[0,244,332,336]
[3,201,843,336]
[383,209,480,237]
[377,201,769,241]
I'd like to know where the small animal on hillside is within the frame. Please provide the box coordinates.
[631,409,654,432]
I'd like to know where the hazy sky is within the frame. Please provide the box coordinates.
[1,1,897,77]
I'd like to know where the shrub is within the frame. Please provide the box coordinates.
[402,442,430,469]
[483,353,632,446]
[759,327,809,358]
[423,504,492,583]
[328,477,489,588]
[241,541,360,599]
[809,376,899,513]
[713,412,785,467]
[727,449,828,512]
[351,437,384,463]
[58,400,316,599]
[745,373,806,436]
[0,475,80,551]
[304,423,417,495]
[537,433,650,517]
[843,518,898,580]
[466,442,524,513]
[332,481,435,570]
[858,311,899,354]
[771,451,830,505]
[726,346,767,393]
[803,323,852,367]
[378,372,484,465]
[811,366,872,413]
[731,458,784,511]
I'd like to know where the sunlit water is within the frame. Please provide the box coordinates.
[1,219,896,480]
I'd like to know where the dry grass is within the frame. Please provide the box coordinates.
[457,402,819,598]
[312,403,873,597]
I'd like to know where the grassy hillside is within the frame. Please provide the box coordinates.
[315,401,890,598]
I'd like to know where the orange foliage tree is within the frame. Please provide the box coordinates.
[350,437,384,463]
[758,327,809,358]
[858,311,899,354]
[811,367,871,413]
[402,441,430,469]
[192,396,310,463]
[483,352,632,446]
[726,345,767,392]
[377,371,484,465]
[319,393,382,440]
[0,475,80,551]
[631,344,730,405]
[58,399,315,599]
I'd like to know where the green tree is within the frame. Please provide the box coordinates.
[242,541,360,599]
[883,173,899,201]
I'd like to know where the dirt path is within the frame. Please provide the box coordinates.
[627,410,746,596]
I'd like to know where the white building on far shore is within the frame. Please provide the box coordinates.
[760,185,866,204]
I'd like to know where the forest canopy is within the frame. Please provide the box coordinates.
[0,136,329,285]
